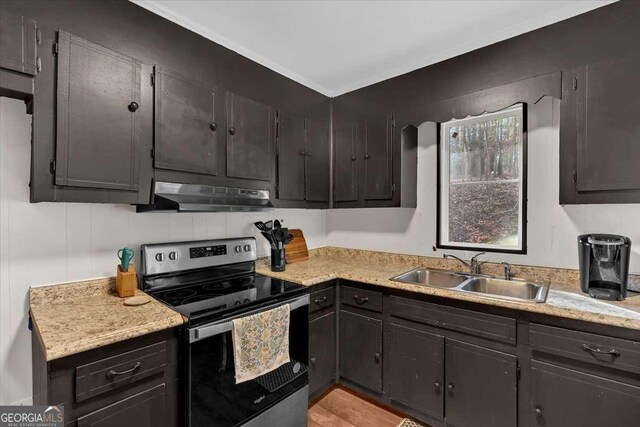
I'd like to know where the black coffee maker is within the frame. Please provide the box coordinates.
[578,234,631,301]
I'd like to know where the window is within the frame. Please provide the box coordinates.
[437,104,526,254]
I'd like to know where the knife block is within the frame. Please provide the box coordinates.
[116,264,137,298]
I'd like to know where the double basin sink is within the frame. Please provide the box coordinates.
[391,268,549,303]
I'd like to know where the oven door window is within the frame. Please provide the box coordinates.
[189,304,308,427]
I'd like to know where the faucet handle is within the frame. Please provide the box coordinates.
[471,251,487,260]
[501,262,513,280]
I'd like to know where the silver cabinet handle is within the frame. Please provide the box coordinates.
[581,344,620,357]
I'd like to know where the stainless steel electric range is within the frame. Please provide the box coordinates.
[140,237,309,427]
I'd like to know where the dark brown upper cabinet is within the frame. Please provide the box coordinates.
[333,121,358,202]
[560,55,640,204]
[277,113,329,202]
[153,66,219,176]
[0,9,37,75]
[277,112,306,200]
[363,114,393,200]
[444,339,517,427]
[55,30,142,192]
[304,118,330,202]
[226,92,274,182]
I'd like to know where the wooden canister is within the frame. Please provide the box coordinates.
[116,263,137,298]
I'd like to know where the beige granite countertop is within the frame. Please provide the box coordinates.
[30,278,186,361]
[256,247,640,331]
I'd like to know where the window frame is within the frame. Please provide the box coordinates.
[436,103,528,255]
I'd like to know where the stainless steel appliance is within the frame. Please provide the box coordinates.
[578,234,631,300]
[140,238,309,427]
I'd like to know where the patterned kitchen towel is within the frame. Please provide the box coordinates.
[396,418,427,427]
[232,304,290,384]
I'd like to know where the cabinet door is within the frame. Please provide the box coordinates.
[154,66,218,175]
[339,310,382,393]
[55,30,141,191]
[387,323,444,421]
[305,119,330,202]
[0,9,37,75]
[445,339,517,427]
[333,122,357,202]
[277,112,306,200]
[531,360,640,427]
[226,92,273,181]
[77,384,166,427]
[309,311,336,399]
[364,114,393,200]
[576,55,640,193]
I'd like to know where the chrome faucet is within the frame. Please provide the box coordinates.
[443,252,487,275]
[502,262,513,280]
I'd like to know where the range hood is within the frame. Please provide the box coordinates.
[137,181,274,213]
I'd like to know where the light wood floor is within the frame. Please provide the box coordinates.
[308,387,405,427]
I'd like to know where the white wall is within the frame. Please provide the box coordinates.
[327,97,640,274]
[0,98,326,405]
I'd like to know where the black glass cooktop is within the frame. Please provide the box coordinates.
[147,268,306,326]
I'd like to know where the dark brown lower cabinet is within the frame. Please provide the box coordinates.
[339,310,383,393]
[387,323,444,421]
[530,360,640,427]
[76,384,166,427]
[444,339,517,427]
[309,311,336,399]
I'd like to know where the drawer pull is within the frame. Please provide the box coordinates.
[314,296,328,305]
[353,295,369,305]
[433,381,441,391]
[534,407,543,418]
[106,362,141,379]
[581,344,620,357]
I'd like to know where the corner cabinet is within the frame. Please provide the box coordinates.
[308,282,337,400]
[276,113,329,202]
[339,310,383,393]
[560,54,640,204]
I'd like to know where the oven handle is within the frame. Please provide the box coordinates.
[189,294,309,343]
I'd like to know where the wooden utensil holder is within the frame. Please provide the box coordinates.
[116,263,137,298]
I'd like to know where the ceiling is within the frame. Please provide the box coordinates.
[131,0,614,97]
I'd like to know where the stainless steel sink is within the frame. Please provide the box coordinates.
[391,268,549,303]
[391,268,470,288]
[458,277,548,303]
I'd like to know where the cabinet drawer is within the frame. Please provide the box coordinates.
[310,287,335,314]
[76,341,167,402]
[389,296,516,344]
[530,323,640,375]
[341,285,383,313]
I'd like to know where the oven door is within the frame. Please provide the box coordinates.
[187,294,309,427]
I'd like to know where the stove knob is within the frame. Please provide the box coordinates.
[234,245,242,253]
[155,253,165,262]
[168,251,178,260]
[244,245,251,252]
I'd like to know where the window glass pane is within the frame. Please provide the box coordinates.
[440,105,524,252]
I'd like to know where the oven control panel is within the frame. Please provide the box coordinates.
[141,238,257,277]
[190,245,227,259]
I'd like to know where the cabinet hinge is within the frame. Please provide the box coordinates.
[36,28,42,45]
[391,118,396,128]
[150,147,155,159]
[573,170,577,183]
[573,77,578,90]
[36,57,41,73]
[150,73,155,86]
[52,42,59,56]
[391,183,396,194]
[516,365,521,381]
[49,159,56,174]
